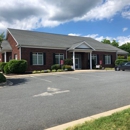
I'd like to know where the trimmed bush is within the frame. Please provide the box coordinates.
[0,73,6,83]
[62,65,73,71]
[115,59,128,66]
[0,62,7,73]
[32,70,37,74]
[127,56,130,61]
[47,69,51,73]
[51,64,61,70]
[117,56,125,59]
[8,60,27,74]
[64,59,73,65]
[4,63,10,74]
[57,69,63,72]
[52,69,56,72]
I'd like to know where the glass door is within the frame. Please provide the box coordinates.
[75,58,79,69]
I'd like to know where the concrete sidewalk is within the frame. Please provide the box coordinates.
[4,69,114,78]
[45,105,130,130]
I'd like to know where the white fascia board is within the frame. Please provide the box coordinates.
[7,29,19,46]
[68,49,93,52]
[81,41,95,50]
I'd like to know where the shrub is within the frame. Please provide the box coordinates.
[51,64,61,70]
[0,73,6,83]
[127,56,130,61]
[4,63,10,74]
[64,59,73,65]
[117,56,125,59]
[62,65,73,71]
[47,69,51,73]
[32,70,37,74]
[52,69,56,72]
[115,59,128,66]
[0,62,7,73]
[57,69,63,72]
[8,60,27,74]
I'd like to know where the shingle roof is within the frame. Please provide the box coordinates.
[0,40,12,52]
[7,28,128,54]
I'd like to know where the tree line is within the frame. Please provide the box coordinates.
[101,39,130,55]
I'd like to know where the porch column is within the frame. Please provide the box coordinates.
[4,51,7,63]
[73,51,75,70]
[90,52,92,70]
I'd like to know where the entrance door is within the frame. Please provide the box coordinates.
[75,58,79,69]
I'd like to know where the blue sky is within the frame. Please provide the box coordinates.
[0,0,130,45]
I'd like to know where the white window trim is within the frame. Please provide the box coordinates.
[92,54,97,65]
[55,53,64,64]
[32,52,44,65]
[105,55,111,65]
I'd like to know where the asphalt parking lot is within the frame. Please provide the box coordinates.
[0,70,130,130]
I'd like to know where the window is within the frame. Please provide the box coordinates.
[92,54,97,65]
[32,53,44,65]
[105,55,111,64]
[55,54,64,64]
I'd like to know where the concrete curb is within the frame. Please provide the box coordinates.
[45,105,130,130]
[5,70,114,78]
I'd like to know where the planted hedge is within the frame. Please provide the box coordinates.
[51,64,61,70]
[8,60,27,74]
[0,73,6,83]
[0,62,7,73]
[115,59,128,66]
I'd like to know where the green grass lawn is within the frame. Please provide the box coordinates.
[66,108,130,130]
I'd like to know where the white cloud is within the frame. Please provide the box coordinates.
[68,33,81,36]
[85,33,130,45]
[123,27,128,32]
[0,0,130,34]
[117,36,130,45]
[121,5,130,19]
[76,0,130,21]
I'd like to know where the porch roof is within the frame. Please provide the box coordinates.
[0,40,12,52]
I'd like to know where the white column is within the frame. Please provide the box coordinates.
[4,51,7,63]
[73,51,75,70]
[90,52,92,70]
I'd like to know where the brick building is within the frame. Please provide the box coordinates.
[0,28,128,71]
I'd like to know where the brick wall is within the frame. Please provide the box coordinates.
[7,33,20,60]
[21,47,67,71]
[92,51,116,67]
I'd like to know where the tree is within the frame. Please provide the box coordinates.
[101,39,119,47]
[101,39,111,44]
[119,42,130,55]
[111,40,119,47]
[0,32,5,48]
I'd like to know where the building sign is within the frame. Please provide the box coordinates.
[100,60,102,65]
[60,60,64,65]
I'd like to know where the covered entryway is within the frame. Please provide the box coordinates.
[68,41,95,70]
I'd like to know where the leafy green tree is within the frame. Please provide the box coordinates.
[0,32,4,43]
[102,39,119,47]
[0,32,5,48]
[101,39,111,44]
[111,40,119,47]
[119,42,130,55]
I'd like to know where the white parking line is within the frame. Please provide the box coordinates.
[76,73,101,78]
[30,76,52,83]
[52,74,79,80]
